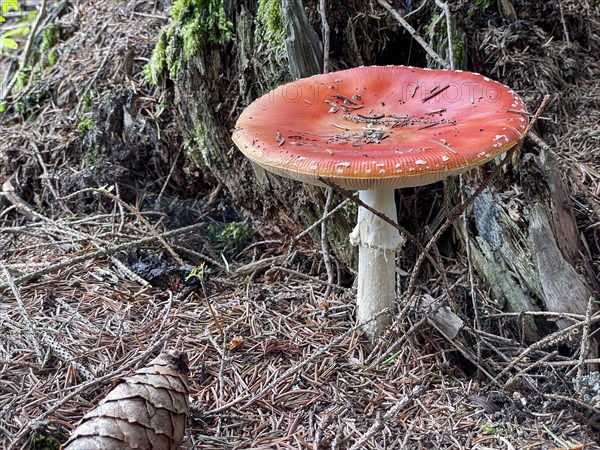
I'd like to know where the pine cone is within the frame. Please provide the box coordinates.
[61,350,190,450]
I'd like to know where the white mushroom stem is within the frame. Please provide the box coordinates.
[349,189,405,340]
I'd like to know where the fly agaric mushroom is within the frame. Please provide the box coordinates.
[232,65,528,341]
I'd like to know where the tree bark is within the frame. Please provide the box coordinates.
[172,0,356,265]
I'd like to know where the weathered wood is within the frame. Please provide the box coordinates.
[529,203,590,327]
[418,294,464,340]
[469,188,540,339]
[282,0,323,78]
[472,189,543,298]
[527,149,594,326]
[469,149,595,336]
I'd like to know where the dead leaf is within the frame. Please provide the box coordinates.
[227,336,245,351]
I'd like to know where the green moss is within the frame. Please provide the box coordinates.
[191,121,214,167]
[82,146,100,167]
[12,66,31,93]
[31,430,61,450]
[171,0,233,44]
[40,24,61,52]
[38,24,63,68]
[47,50,58,65]
[426,14,441,37]
[256,0,286,53]
[144,29,168,84]
[10,66,51,117]
[81,90,94,113]
[208,221,256,253]
[78,114,100,166]
[144,0,233,85]
[474,0,493,10]
[78,114,95,135]
[480,422,508,436]
[452,34,467,69]
[181,19,202,58]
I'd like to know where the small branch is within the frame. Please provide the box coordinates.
[434,0,455,69]
[321,188,335,297]
[482,310,585,321]
[72,30,112,119]
[42,334,95,382]
[460,174,481,364]
[319,0,330,73]
[571,170,600,226]
[204,312,389,416]
[204,323,356,415]
[576,296,595,387]
[31,143,73,214]
[206,329,228,435]
[0,264,44,365]
[366,313,429,370]
[157,147,183,203]
[557,0,571,45]
[493,311,600,382]
[544,393,600,417]
[527,130,552,152]
[541,358,600,368]
[377,0,449,69]
[287,198,350,255]
[266,266,344,290]
[63,187,184,265]
[240,320,360,410]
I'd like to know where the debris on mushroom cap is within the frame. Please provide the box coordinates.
[232,66,529,190]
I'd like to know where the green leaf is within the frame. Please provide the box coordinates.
[0,16,5,23]
[14,23,30,35]
[2,27,26,37]
[1,37,19,50]
[2,0,20,15]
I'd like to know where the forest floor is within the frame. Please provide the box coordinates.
[1,1,600,449]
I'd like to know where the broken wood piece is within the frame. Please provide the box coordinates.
[233,255,286,277]
[416,294,464,340]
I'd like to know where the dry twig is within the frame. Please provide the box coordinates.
[318,0,330,73]
[377,0,449,68]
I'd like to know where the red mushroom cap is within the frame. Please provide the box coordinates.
[232,66,528,190]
